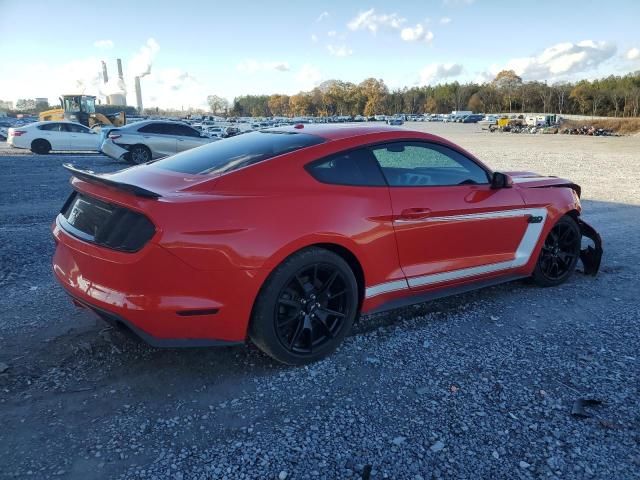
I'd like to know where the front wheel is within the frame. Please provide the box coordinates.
[249,248,359,365]
[532,215,581,287]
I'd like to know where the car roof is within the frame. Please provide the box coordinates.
[265,124,414,141]
[122,119,189,129]
[26,120,87,127]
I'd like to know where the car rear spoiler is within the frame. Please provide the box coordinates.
[63,164,161,199]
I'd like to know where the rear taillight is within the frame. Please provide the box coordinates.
[108,133,121,140]
[59,192,155,252]
[11,130,26,137]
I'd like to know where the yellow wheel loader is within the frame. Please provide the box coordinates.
[39,95,126,128]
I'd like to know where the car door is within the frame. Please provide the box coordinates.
[370,141,534,290]
[136,123,177,157]
[173,124,209,152]
[38,123,68,150]
[63,123,100,151]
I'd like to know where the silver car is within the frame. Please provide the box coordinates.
[101,120,217,163]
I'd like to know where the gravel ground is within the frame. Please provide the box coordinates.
[0,124,639,480]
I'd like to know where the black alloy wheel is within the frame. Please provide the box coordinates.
[249,248,359,365]
[31,139,51,154]
[532,215,581,287]
[275,263,352,355]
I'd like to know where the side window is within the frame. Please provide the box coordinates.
[39,123,63,131]
[138,123,164,134]
[306,148,386,186]
[370,142,489,187]
[172,124,201,137]
[63,123,90,133]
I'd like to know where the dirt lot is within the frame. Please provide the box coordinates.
[1,123,639,480]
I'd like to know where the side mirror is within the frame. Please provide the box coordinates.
[491,172,513,189]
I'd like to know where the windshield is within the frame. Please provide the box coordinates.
[152,130,325,175]
[81,96,96,113]
[63,96,95,113]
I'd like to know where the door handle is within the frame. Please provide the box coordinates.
[397,208,432,221]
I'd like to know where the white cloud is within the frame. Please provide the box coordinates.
[626,47,640,60]
[327,45,353,57]
[295,64,322,91]
[317,11,329,22]
[327,30,337,37]
[419,63,463,84]
[236,60,291,73]
[347,9,406,33]
[400,24,434,43]
[93,39,114,49]
[503,40,616,80]
[311,34,318,43]
[439,17,452,24]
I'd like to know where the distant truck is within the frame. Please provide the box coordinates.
[451,110,472,117]
[526,115,558,127]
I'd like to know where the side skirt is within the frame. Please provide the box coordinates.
[366,274,526,315]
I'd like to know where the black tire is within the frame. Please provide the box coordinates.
[249,247,359,365]
[31,139,51,154]
[128,144,151,164]
[532,215,581,287]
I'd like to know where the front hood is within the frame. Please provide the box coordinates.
[506,171,574,187]
[505,171,581,197]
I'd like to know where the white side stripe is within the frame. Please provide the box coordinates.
[394,208,539,224]
[365,279,409,298]
[366,207,548,298]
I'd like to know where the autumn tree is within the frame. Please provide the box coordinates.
[359,78,389,116]
[493,70,522,113]
[267,94,290,116]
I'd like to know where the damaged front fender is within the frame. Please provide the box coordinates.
[577,218,602,275]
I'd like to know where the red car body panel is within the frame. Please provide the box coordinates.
[52,125,593,345]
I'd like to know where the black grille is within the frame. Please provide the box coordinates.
[59,192,155,252]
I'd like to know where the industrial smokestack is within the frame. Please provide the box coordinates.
[135,76,143,113]
[101,61,109,83]
[116,58,127,104]
[101,61,110,105]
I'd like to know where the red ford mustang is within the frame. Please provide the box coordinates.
[52,125,602,364]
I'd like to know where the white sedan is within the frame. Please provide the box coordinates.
[7,121,101,154]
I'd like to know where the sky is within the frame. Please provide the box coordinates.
[1,0,639,110]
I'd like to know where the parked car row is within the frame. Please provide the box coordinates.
[6,119,219,162]
[6,112,495,158]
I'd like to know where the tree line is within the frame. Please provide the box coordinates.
[229,71,640,118]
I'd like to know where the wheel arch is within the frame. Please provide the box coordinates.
[251,240,367,323]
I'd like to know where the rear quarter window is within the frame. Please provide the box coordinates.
[151,131,325,175]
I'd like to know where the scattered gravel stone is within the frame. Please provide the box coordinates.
[430,441,445,452]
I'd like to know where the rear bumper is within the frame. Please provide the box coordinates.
[100,138,129,160]
[52,222,263,345]
[69,295,242,348]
